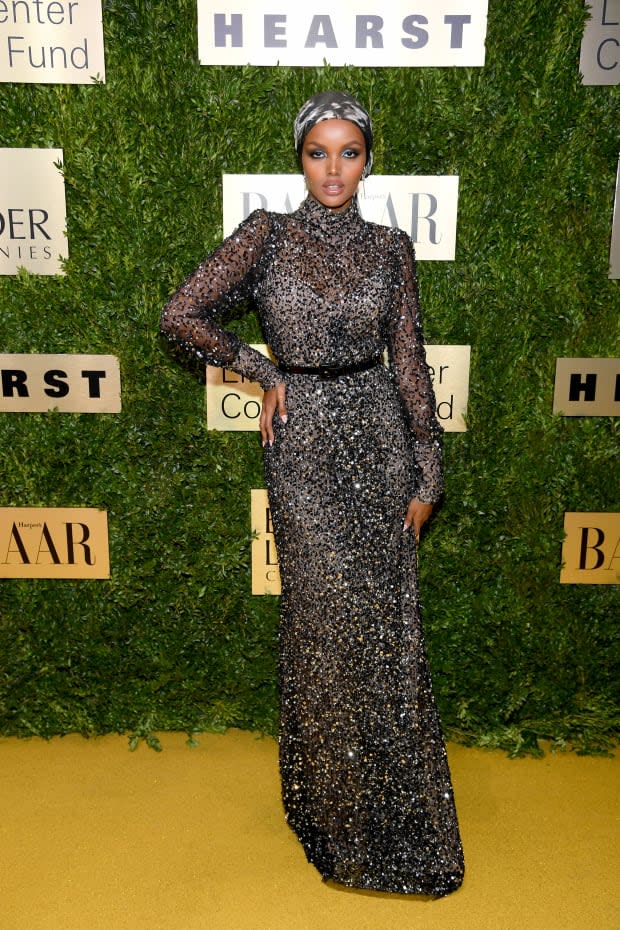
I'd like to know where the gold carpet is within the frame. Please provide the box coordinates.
[0,730,617,930]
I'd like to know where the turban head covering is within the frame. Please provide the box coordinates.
[294,90,374,179]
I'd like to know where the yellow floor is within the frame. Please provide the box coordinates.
[0,730,617,930]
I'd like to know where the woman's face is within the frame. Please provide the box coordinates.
[301,119,366,213]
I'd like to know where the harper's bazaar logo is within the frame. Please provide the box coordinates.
[0,508,110,579]
[561,513,620,584]
[222,174,460,262]
[197,1,489,67]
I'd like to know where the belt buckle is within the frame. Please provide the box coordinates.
[318,367,337,380]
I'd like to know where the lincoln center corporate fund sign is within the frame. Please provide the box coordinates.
[0,0,105,83]
[198,1,489,67]
[610,155,620,278]
[206,345,471,433]
[580,0,620,85]
[0,148,67,274]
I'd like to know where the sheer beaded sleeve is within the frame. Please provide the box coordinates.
[386,229,444,504]
[160,209,283,391]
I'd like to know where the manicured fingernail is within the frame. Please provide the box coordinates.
[280,415,288,424]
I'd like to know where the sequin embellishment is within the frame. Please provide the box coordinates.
[161,195,464,895]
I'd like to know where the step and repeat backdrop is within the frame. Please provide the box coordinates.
[1,0,618,590]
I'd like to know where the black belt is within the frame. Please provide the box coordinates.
[279,355,382,380]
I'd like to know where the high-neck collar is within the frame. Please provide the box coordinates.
[294,194,363,242]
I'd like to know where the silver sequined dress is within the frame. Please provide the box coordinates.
[160,194,464,895]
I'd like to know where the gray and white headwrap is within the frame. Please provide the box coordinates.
[293,90,374,179]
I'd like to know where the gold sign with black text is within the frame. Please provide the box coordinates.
[0,354,121,412]
[207,345,470,432]
[553,358,619,416]
[0,508,110,579]
[250,489,281,595]
[561,512,619,584]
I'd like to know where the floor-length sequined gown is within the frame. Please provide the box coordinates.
[160,195,464,895]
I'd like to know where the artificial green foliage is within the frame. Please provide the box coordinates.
[0,0,618,753]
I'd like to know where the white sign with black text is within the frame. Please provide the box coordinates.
[223,174,459,262]
[0,148,67,275]
[579,0,620,85]
[197,0,488,67]
[0,0,105,84]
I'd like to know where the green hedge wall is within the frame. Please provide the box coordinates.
[0,0,618,754]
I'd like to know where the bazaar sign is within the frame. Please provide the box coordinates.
[0,508,110,579]
[561,512,620,584]
[223,174,460,261]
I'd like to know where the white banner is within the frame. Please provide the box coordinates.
[198,1,488,67]
[206,344,470,432]
[223,174,459,261]
[0,148,67,275]
[0,0,105,84]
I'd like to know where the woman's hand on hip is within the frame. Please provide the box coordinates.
[404,498,434,542]
[260,382,287,447]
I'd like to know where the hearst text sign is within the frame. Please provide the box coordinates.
[0,354,121,412]
[553,358,620,416]
[198,1,489,67]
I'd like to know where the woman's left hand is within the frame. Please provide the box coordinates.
[403,498,434,542]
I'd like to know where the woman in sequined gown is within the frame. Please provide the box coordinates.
[160,91,464,896]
